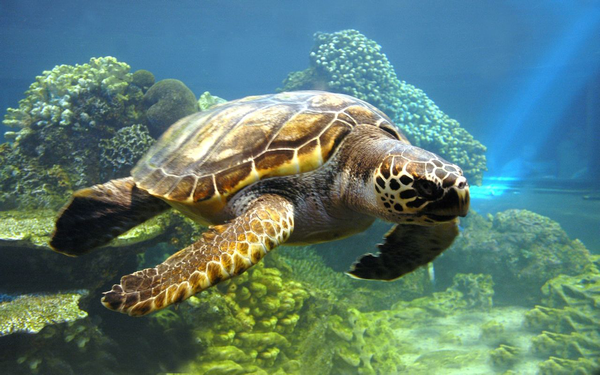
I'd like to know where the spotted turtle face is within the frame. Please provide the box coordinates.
[373,146,470,224]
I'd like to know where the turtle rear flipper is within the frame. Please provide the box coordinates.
[50,177,171,256]
[347,219,459,281]
[102,194,294,316]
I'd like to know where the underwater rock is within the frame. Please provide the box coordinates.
[99,123,155,179]
[198,91,227,111]
[0,291,87,336]
[0,57,148,210]
[143,79,199,137]
[280,29,487,184]
[436,209,593,305]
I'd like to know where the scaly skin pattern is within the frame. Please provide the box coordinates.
[101,194,294,316]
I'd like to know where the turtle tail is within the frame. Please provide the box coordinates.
[50,177,171,256]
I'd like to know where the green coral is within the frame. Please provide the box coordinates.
[99,123,155,179]
[0,57,148,210]
[326,308,407,374]
[436,209,593,305]
[522,270,600,372]
[153,262,312,374]
[280,29,487,184]
[198,91,227,111]
[0,291,87,336]
[143,79,199,137]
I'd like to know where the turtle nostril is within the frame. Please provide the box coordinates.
[456,177,467,189]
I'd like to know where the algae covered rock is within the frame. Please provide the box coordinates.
[143,79,199,137]
[280,29,487,184]
[436,209,593,305]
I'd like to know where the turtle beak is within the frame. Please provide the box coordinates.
[423,176,470,218]
[456,177,470,217]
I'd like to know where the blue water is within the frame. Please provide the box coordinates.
[1,1,599,374]
[2,0,599,184]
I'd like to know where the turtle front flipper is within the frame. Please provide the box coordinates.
[50,177,171,256]
[102,194,294,316]
[347,219,459,281]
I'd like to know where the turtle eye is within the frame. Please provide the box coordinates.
[413,179,442,200]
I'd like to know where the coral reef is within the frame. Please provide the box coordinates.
[326,308,406,374]
[436,209,593,305]
[280,29,487,184]
[160,262,313,374]
[274,244,432,308]
[0,57,149,210]
[0,291,87,336]
[0,314,117,375]
[131,69,155,93]
[197,91,227,111]
[407,273,494,314]
[524,269,600,372]
[99,123,155,179]
[449,273,494,311]
[143,79,198,137]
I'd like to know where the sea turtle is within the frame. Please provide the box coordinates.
[50,90,470,316]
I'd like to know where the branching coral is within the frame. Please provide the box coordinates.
[99,123,155,179]
[3,57,139,133]
[0,57,149,210]
[280,29,487,184]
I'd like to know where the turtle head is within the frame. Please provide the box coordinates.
[372,145,470,224]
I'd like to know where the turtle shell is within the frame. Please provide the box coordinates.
[132,90,406,219]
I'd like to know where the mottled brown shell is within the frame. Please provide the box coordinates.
[132,90,405,218]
